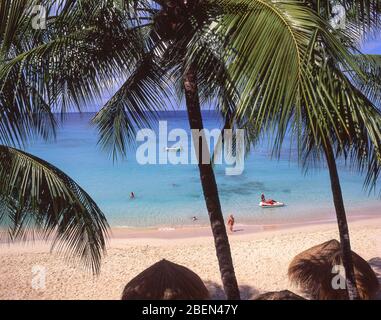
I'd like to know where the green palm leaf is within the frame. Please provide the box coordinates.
[0,145,109,274]
[93,54,173,159]
[351,54,381,106]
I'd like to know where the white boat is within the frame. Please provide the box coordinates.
[259,201,285,208]
[165,146,182,152]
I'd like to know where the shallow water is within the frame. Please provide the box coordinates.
[25,111,380,227]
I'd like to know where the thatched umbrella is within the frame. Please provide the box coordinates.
[121,259,210,300]
[253,290,305,300]
[288,239,379,299]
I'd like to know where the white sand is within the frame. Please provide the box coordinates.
[0,217,380,300]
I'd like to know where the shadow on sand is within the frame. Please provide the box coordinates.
[204,281,259,300]
[368,257,381,300]
[204,257,381,300]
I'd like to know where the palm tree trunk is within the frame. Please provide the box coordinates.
[323,142,360,300]
[183,64,241,300]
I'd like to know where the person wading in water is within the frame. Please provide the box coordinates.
[227,215,235,233]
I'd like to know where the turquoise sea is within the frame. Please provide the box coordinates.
[25,111,380,228]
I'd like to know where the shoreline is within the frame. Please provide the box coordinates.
[1,211,380,250]
[107,215,381,247]
[109,204,381,240]
[0,204,379,245]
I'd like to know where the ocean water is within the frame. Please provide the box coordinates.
[25,111,380,228]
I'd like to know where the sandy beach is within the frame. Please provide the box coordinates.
[0,214,380,300]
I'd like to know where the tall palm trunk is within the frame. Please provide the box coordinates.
[323,142,360,300]
[183,64,241,300]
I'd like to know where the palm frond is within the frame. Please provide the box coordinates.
[0,145,109,274]
[296,60,381,193]
[0,0,57,146]
[93,54,173,160]
[211,0,381,192]
[216,0,320,132]
[308,0,381,39]
[351,54,381,107]
[1,0,150,119]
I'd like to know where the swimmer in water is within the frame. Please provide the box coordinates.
[192,216,198,222]
[130,192,135,199]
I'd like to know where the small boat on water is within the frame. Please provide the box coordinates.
[259,201,285,208]
[165,146,182,152]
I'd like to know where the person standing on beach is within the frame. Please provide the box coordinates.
[227,215,235,233]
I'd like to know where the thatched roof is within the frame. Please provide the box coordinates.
[288,239,379,300]
[253,290,305,300]
[121,259,210,300]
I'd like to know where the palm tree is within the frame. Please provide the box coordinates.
[0,0,109,274]
[294,1,381,300]
[93,0,243,299]
[295,68,381,300]
[3,0,380,299]
[228,0,381,300]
